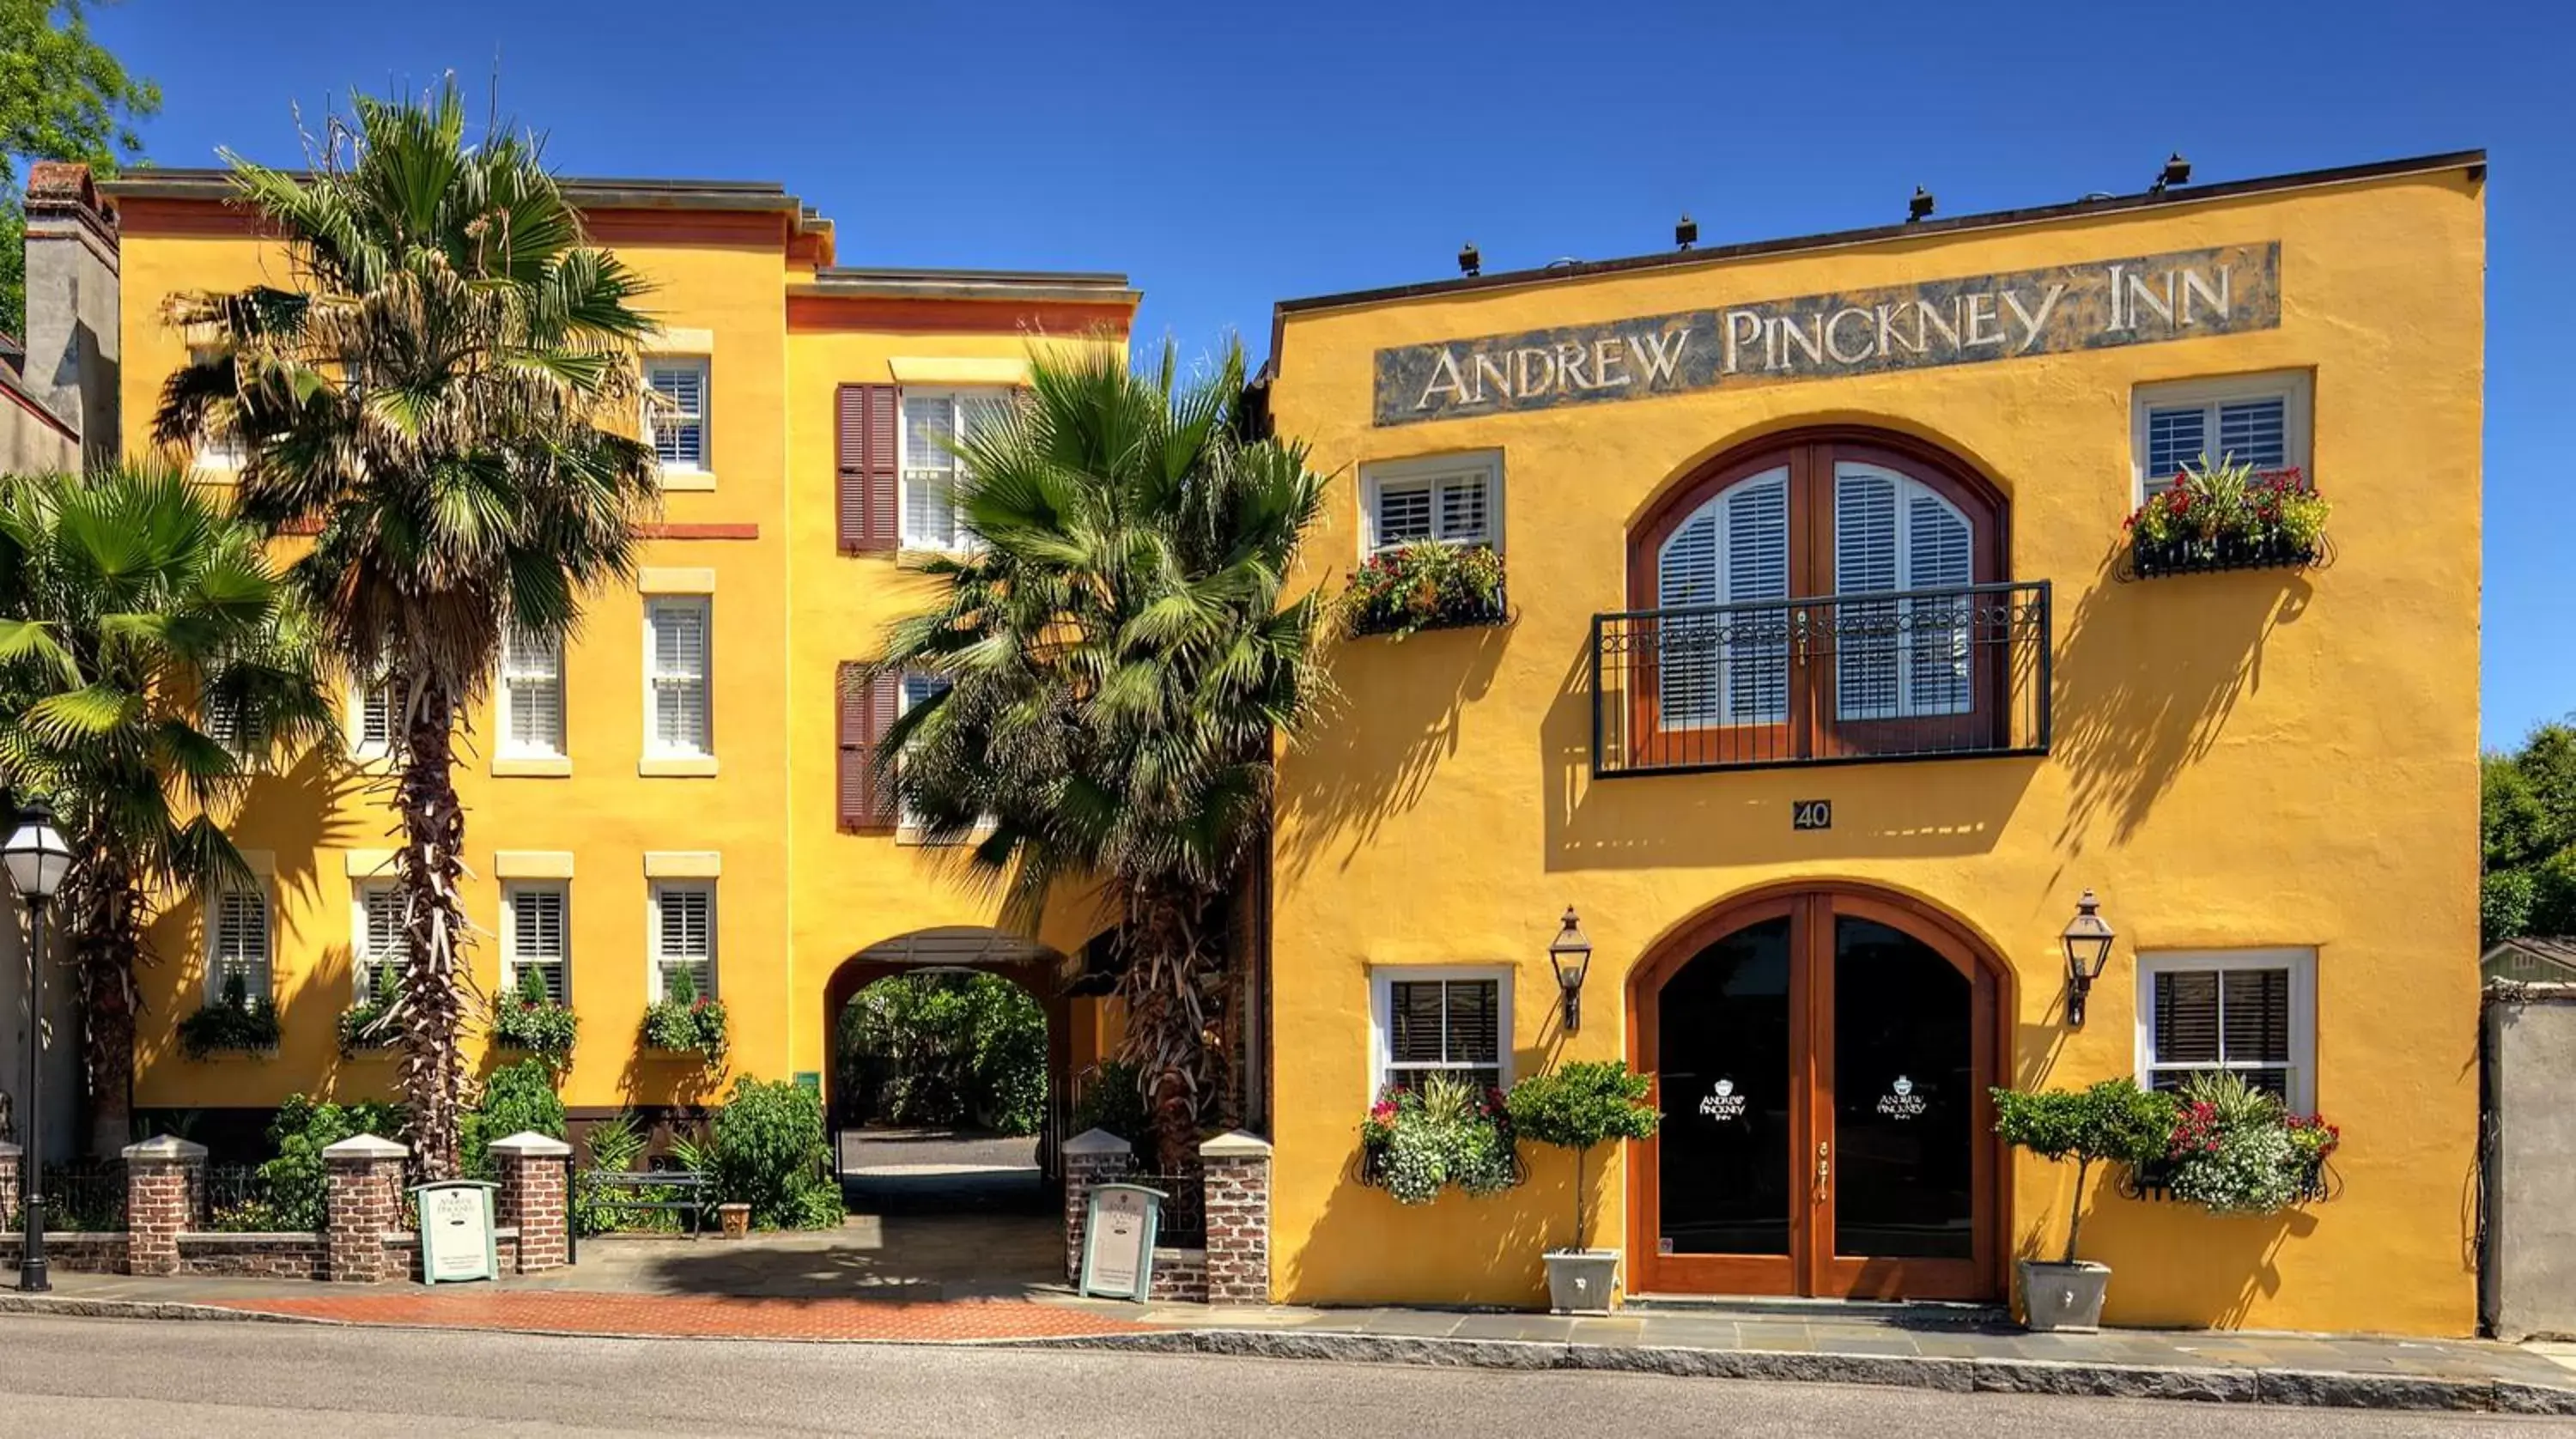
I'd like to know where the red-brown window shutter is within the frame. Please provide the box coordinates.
[836,663,901,830]
[835,383,899,553]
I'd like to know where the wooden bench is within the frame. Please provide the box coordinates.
[579,1169,716,1237]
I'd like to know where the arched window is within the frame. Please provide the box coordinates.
[1611,431,2024,770]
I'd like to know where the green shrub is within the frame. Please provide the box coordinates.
[1991,1078,2173,1263]
[1072,1060,1151,1145]
[838,973,1046,1134]
[461,1058,567,1180]
[178,972,281,1059]
[337,968,399,1053]
[709,1076,844,1230]
[239,1094,407,1231]
[491,968,578,1072]
[573,1112,683,1236]
[1505,1061,1661,1249]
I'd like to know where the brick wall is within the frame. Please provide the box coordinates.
[1200,1132,1273,1306]
[322,1135,407,1283]
[1061,1129,1134,1285]
[1149,1247,1208,1302]
[122,1136,204,1278]
[489,1133,570,1272]
[174,1233,325,1280]
[0,1231,125,1273]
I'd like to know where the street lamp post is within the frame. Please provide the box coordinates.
[6,798,72,1293]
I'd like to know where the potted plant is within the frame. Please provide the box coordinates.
[337,968,400,1055]
[1339,543,1509,638]
[2123,454,2331,579]
[2160,1072,2339,1213]
[491,967,579,1073]
[717,1201,752,1239]
[178,972,283,1059]
[1505,1060,1661,1315]
[1990,1078,2173,1331]
[639,968,729,1072]
[1358,1074,1519,1205]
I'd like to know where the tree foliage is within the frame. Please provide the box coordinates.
[1990,1079,2173,1264]
[153,81,662,1179]
[2482,720,2576,943]
[838,973,1045,1134]
[0,463,331,1151]
[0,1,159,335]
[1505,1061,1660,1249]
[859,340,1327,1168]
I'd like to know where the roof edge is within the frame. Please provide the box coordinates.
[799,267,1139,306]
[100,167,804,214]
[1273,149,2487,318]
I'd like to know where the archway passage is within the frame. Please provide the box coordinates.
[1627,885,2008,1301]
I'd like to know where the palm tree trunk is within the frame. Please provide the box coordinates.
[394,679,471,1181]
[1118,883,1224,1172]
[65,841,141,1158]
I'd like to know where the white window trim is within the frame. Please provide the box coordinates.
[641,597,714,760]
[351,881,402,999]
[648,880,717,1001]
[1358,450,1505,559]
[1367,964,1515,1102]
[204,877,274,1005]
[896,386,1010,554]
[496,628,568,761]
[643,355,711,476]
[2130,371,2312,504]
[501,881,572,1005]
[188,346,246,473]
[2133,947,2318,1114]
[347,679,392,762]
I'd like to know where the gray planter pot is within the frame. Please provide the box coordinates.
[2017,1259,2111,1332]
[1544,1248,1620,1315]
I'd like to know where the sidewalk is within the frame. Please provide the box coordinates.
[6,1272,2572,1415]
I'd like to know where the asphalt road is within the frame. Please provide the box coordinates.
[0,1315,2561,1437]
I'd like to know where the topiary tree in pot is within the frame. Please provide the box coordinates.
[1990,1078,2174,1332]
[1506,1060,1661,1315]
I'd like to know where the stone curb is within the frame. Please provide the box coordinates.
[1012,1329,2576,1415]
[0,1293,328,1327]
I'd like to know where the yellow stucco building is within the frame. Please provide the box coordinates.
[90,145,2483,1337]
[100,170,1137,1138]
[1261,150,2484,1335]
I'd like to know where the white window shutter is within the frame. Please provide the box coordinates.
[1903,488,1974,715]
[648,601,711,756]
[1719,471,1789,722]
[2216,397,2287,470]
[1436,476,1489,544]
[510,887,568,1003]
[1833,469,1902,720]
[655,884,715,998]
[1374,482,1434,549]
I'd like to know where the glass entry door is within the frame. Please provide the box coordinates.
[1634,891,1998,1301]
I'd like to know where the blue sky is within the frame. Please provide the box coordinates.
[90,0,2569,747]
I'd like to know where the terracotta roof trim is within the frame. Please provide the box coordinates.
[100,167,805,215]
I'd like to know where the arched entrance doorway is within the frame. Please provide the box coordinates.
[1626,884,2009,1301]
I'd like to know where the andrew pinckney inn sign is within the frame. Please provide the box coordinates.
[1372,242,2280,426]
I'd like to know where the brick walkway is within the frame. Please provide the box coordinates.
[203,1290,1155,1342]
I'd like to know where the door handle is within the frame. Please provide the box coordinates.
[1815,1140,1830,1193]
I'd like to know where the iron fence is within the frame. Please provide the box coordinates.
[1123,1169,1205,1248]
[204,1163,290,1231]
[1591,580,2050,777]
[16,1162,128,1232]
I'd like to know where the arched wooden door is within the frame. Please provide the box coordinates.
[1627,886,2005,1301]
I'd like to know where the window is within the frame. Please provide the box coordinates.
[352,681,393,756]
[504,883,569,1004]
[1370,968,1510,1094]
[644,598,711,757]
[207,881,271,1003]
[190,347,246,469]
[652,882,715,999]
[2133,373,2312,499]
[498,627,566,759]
[2136,949,2318,1114]
[645,358,709,471]
[896,673,952,835]
[1362,452,1501,556]
[354,882,404,998]
[898,388,1012,550]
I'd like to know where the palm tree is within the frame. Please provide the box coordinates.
[0,463,333,1157]
[860,342,1326,1169]
[151,82,661,1178]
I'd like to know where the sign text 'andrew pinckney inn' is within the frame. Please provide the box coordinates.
[1371,242,2281,425]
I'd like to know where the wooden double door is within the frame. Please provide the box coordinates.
[1629,889,2002,1301]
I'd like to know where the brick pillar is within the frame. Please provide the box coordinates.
[1061,1127,1133,1284]
[489,1132,571,1272]
[322,1134,408,1283]
[122,1135,205,1278]
[1200,1130,1273,1306]
[0,1139,18,1229]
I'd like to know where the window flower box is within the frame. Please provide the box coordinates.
[491,969,578,1072]
[640,983,728,1071]
[1355,1075,1522,1203]
[1340,543,1509,639]
[179,975,282,1060]
[2115,1073,2339,1211]
[2123,458,2330,580]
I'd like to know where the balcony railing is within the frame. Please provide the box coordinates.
[1591,580,2050,778]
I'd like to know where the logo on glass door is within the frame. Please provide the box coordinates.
[1698,1077,1748,1121]
[1875,1075,1929,1120]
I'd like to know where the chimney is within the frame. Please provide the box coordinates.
[22,160,119,468]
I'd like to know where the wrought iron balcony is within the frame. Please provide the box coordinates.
[1590,580,2051,778]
